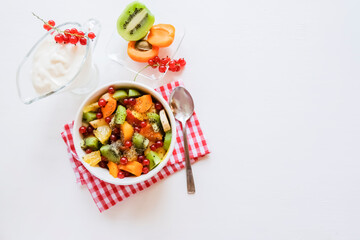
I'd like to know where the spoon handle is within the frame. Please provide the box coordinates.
[182,121,196,194]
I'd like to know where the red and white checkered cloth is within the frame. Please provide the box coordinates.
[61,80,210,212]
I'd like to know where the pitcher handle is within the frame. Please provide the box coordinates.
[82,18,101,50]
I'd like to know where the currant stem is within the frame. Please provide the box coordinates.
[133,65,152,82]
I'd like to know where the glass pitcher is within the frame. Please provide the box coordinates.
[16,19,101,104]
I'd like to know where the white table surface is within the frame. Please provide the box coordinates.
[1,0,360,239]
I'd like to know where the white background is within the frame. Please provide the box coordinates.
[1,0,360,239]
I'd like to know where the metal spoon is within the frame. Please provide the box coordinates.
[169,86,196,194]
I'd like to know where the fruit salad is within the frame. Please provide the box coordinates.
[79,86,172,179]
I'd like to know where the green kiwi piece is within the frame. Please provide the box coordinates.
[113,90,128,101]
[146,151,162,170]
[100,145,120,163]
[115,105,127,124]
[147,113,161,132]
[163,131,172,151]
[128,89,141,97]
[83,112,97,122]
[85,136,101,151]
[116,1,155,41]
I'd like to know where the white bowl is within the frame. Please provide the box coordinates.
[73,81,177,185]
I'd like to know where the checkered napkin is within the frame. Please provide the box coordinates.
[61,80,210,212]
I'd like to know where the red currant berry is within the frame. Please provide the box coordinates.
[138,155,145,162]
[150,144,157,151]
[43,24,52,31]
[62,35,69,44]
[120,157,128,165]
[124,140,132,148]
[169,60,176,69]
[99,161,108,169]
[113,127,120,135]
[123,98,129,105]
[54,34,64,43]
[140,121,147,128]
[78,31,85,37]
[142,159,150,166]
[142,167,149,174]
[128,98,136,106]
[153,56,160,63]
[79,37,87,45]
[101,156,108,161]
[134,126,141,132]
[151,65,158,69]
[159,65,166,73]
[96,112,103,119]
[88,32,96,39]
[48,20,55,26]
[160,58,169,65]
[110,134,117,142]
[70,28,78,34]
[98,99,107,107]
[85,148,92,154]
[155,102,163,110]
[64,29,71,36]
[69,36,78,44]
[179,58,186,66]
[105,116,112,124]
[79,126,87,134]
[175,65,181,72]
[155,140,163,148]
[118,171,125,179]
[87,126,94,134]
[108,86,115,94]
[148,59,155,66]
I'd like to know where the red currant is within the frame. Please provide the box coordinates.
[105,116,112,124]
[148,59,155,66]
[70,28,78,34]
[153,56,160,63]
[88,32,96,39]
[150,144,157,151]
[155,140,163,148]
[79,37,87,45]
[134,126,141,133]
[108,86,115,94]
[48,20,55,26]
[120,157,128,165]
[160,58,169,65]
[138,155,145,162]
[54,34,64,44]
[78,31,85,37]
[128,98,136,106]
[179,58,186,66]
[112,127,120,135]
[99,161,108,169]
[159,65,166,73]
[62,35,69,44]
[124,140,132,148]
[101,156,108,161]
[69,35,78,44]
[43,24,52,31]
[110,134,117,142]
[79,126,87,134]
[151,65,158,69]
[123,98,129,105]
[64,29,71,36]
[98,99,107,107]
[140,121,147,128]
[85,148,92,154]
[142,167,149,174]
[87,126,94,134]
[155,102,163,110]
[96,112,103,119]
[142,159,150,166]
[169,60,176,69]
[118,171,125,179]
[175,65,181,72]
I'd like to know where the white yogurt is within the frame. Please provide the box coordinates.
[31,34,91,94]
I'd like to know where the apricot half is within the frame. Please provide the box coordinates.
[147,24,175,48]
[127,40,159,62]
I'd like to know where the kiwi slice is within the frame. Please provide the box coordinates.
[117,1,155,41]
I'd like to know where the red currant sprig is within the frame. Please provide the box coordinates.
[32,12,96,46]
[148,56,186,73]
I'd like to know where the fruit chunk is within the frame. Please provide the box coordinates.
[126,109,142,125]
[147,112,161,132]
[83,102,100,113]
[115,105,127,124]
[121,121,134,142]
[146,151,162,170]
[132,133,149,150]
[85,136,101,151]
[83,150,101,167]
[147,24,175,47]
[118,160,143,177]
[163,131,172,151]
[159,109,171,132]
[127,41,159,62]
[94,125,112,144]
[133,94,153,113]
[139,124,163,141]
[108,161,119,178]
[155,147,166,159]
[89,118,107,128]
[101,97,117,118]
[117,1,155,41]
[128,89,141,97]
[100,144,120,163]
[113,90,128,101]
[131,110,148,121]
[83,112,97,123]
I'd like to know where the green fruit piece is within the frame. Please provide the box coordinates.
[80,139,86,150]
[163,131,172,151]
[147,112,161,132]
[100,145,120,163]
[115,105,127,124]
[132,133,145,149]
[116,1,155,41]
[85,136,101,151]
[113,90,128,101]
[146,151,162,170]
[83,112,97,122]
[128,89,141,97]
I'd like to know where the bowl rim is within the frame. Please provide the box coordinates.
[73,81,177,185]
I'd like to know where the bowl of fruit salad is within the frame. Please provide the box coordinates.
[73,81,176,185]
